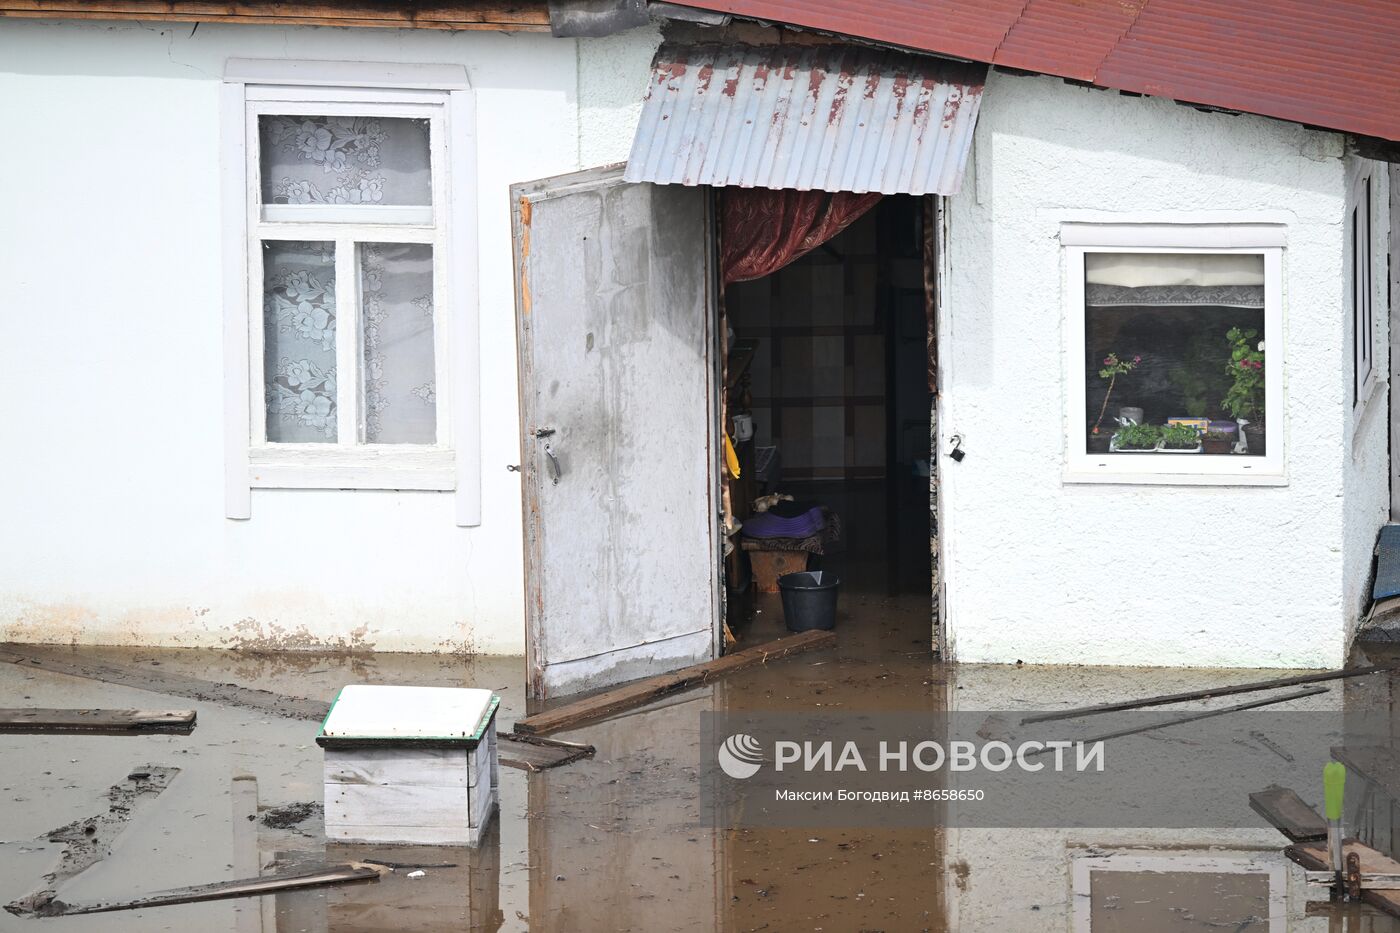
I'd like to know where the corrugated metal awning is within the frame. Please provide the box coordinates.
[623,43,986,195]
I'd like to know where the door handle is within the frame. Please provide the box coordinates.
[544,443,562,485]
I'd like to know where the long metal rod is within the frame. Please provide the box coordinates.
[1019,667,1384,725]
[1027,686,1330,752]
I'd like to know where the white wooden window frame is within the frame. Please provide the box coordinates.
[1062,222,1286,486]
[1351,168,1377,420]
[1070,852,1286,933]
[221,60,480,525]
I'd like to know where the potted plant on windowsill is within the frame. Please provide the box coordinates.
[1089,351,1142,453]
[1201,430,1234,454]
[1222,328,1265,456]
[1110,422,1160,453]
[1160,422,1203,453]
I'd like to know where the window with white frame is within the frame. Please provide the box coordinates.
[222,61,479,524]
[1064,224,1284,484]
[1352,170,1375,409]
[253,105,446,448]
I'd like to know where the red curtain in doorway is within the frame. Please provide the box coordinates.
[720,188,883,285]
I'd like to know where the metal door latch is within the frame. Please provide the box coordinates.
[534,427,556,438]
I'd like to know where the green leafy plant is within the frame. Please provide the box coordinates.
[1221,327,1264,424]
[1115,422,1161,451]
[1092,351,1142,437]
[1161,423,1201,450]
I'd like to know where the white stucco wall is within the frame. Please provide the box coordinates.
[940,72,1355,669]
[0,18,657,653]
[1341,156,1392,646]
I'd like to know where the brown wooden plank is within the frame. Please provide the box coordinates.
[1019,666,1388,725]
[0,707,195,735]
[501,731,594,771]
[0,1,550,29]
[514,629,836,736]
[1286,839,1400,917]
[1249,786,1328,842]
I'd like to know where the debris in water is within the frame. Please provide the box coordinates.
[407,869,426,879]
[6,765,180,917]
[261,801,320,830]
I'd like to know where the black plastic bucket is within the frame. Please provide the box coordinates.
[777,571,841,632]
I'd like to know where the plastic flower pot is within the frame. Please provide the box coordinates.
[1243,423,1266,456]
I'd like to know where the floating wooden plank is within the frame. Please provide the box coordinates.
[1249,786,1328,842]
[500,731,594,771]
[0,644,591,769]
[0,708,194,735]
[1019,666,1386,725]
[0,1,551,30]
[51,863,386,917]
[1027,686,1329,754]
[1287,839,1400,918]
[514,629,836,736]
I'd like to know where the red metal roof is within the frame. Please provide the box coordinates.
[680,0,1400,142]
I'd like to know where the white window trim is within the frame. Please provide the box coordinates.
[1070,852,1286,933]
[1351,168,1378,425]
[1062,222,1286,486]
[221,60,480,526]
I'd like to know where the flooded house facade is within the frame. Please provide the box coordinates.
[1,2,1397,691]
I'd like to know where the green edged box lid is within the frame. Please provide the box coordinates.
[316,685,499,749]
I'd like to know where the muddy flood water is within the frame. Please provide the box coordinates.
[3,592,1400,931]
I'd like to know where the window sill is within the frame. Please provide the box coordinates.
[1063,469,1287,487]
[249,446,454,490]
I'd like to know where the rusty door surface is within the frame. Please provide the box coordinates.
[511,165,719,700]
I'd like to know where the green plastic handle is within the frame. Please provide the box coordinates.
[1324,761,1346,821]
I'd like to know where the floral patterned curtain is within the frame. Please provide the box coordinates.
[259,115,431,207]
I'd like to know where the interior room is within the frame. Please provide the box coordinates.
[721,194,934,645]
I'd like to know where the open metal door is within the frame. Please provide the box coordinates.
[512,165,719,700]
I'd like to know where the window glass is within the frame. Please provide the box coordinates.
[360,243,437,444]
[259,115,431,207]
[1084,252,1266,457]
[263,241,338,443]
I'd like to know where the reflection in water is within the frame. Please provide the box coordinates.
[16,615,1400,930]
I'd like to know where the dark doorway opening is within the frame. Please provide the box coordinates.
[722,194,934,646]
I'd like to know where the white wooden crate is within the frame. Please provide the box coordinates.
[317,685,499,847]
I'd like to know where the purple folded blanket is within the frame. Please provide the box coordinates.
[742,507,826,540]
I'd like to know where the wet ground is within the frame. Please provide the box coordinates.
[1,595,1398,931]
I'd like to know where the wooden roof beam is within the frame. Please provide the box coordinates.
[0,1,552,30]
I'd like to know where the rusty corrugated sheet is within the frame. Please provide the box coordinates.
[623,43,986,194]
[678,0,1400,142]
